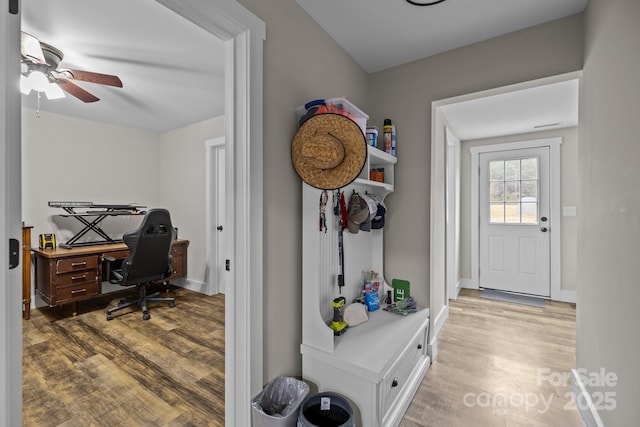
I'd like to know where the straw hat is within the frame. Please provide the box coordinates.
[292,113,366,190]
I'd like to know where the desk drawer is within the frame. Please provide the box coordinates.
[55,270,99,287]
[56,255,99,274]
[56,281,100,303]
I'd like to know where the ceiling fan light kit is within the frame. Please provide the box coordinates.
[20,69,67,100]
[19,31,123,103]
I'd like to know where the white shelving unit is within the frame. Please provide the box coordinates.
[300,127,430,426]
[354,145,397,195]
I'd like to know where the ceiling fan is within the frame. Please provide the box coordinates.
[20,31,123,103]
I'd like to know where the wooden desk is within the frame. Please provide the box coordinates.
[22,225,34,319]
[32,239,189,308]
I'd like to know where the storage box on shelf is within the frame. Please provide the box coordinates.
[299,99,429,427]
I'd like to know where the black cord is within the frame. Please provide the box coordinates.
[406,0,447,6]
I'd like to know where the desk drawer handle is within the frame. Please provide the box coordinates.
[71,288,87,295]
[71,274,87,282]
[71,262,87,268]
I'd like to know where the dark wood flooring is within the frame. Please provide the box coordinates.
[23,285,225,427]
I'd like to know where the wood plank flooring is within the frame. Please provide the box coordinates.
[23,285,225,427]
[401,289,583,427]
[24,287,582,426]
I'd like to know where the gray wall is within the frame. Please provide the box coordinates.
[579,0,640,425]
[366,15,584,312]
[237,0,585,383]
[21,108,224,299]
[461,127,579,292]
[237,0,370,380]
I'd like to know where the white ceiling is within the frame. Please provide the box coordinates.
[441,79,580,141]
[21,0,585,137]
[297,0,585,141]
[296,0,588,73]
[21,0,225,133]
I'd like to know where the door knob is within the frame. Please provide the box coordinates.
[541,227,548,232]
[541,216,548,222]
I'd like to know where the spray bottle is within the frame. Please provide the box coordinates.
[383,118,393,154]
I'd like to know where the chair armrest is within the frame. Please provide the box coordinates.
[103,255,123,283]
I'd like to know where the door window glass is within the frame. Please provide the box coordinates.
[489,157,538,224]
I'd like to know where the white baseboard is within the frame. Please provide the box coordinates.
[460,278,477,289]
[176,278,214,295]
[571,369,605,427]
[454,280,462,299]
[428,336,437,361]
[559,289,577,304]
[428,305,449,362]
[433,304,449,337]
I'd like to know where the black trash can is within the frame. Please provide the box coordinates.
[297,392,355,427]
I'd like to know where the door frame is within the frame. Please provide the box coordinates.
[430,71,581,359]
[472,140,559,297]
[0,2,22,425]
[445,126,461,301]
[0,1,265,426]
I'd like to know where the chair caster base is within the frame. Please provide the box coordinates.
[142,312,151,320]
[169,301,176,308]
[107,314,113,321]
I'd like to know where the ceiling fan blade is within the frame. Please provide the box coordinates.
[56,78,100,103]
[20,31,45,64]
[63,69,123,88]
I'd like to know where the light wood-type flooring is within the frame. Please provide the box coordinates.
[401,289,583,427]
[23,285,225,426]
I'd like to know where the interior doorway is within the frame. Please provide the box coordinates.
[429,71,580,359]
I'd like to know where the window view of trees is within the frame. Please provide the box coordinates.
[489,157,538,224]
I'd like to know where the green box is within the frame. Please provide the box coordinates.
[392,279,410,302]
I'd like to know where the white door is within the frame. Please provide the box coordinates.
[479,147,550,296]
[215,146,227,294]
[206,138,229,295]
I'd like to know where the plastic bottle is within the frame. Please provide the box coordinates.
[391,124,396,157]
[383,118,393,154]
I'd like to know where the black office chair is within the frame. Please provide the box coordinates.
[104,208,176,321]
